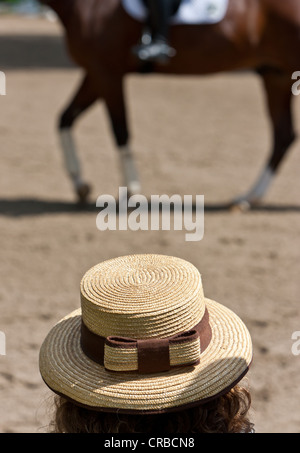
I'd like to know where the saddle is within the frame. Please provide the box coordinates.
[123,0,229,25]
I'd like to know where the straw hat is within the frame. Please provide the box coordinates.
[39,254,252,414]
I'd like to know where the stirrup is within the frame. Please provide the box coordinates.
[132,41,176,64]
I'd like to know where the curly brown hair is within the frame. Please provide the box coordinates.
[48,384,254,433]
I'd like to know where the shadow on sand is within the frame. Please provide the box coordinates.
[0,34,74,70]
[0,197,299,218]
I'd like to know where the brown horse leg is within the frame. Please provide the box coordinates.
[103,75,141,196]
[58,74,98,203]
[233,69,296,209]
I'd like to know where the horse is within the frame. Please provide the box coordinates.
[39,0,300,207]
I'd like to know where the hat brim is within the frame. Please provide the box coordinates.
[39,298,252,414]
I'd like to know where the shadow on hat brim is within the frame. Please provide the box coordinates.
[39,299,253,414]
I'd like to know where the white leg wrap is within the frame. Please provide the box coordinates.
[119,145,141,194]
[59,129,83,187]
[234,166,274,206]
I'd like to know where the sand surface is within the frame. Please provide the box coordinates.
[0,14,299,433]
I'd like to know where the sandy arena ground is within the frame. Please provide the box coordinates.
[0,14,299,433]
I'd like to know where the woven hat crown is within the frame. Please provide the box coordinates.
[80,254,206,339]
[39,254,252,413]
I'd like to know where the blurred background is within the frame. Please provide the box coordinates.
[0,0,45,15]
[0,0,299,433]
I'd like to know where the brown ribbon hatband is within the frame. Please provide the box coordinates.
[80,308,212,374]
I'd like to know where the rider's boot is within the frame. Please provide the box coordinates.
[132,0,176,64]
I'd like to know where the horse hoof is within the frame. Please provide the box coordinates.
[229,198,252,212]
[127,181,142,197]
[76,183,91,204]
